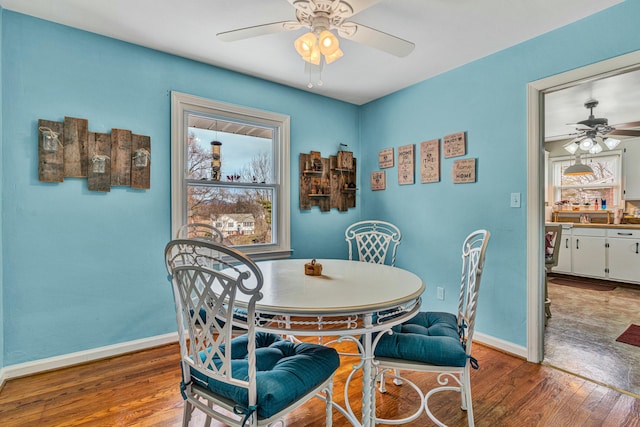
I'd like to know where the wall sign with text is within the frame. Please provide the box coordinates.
[453,158,476,183]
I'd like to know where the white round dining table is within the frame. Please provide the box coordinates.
[234,258,425,427]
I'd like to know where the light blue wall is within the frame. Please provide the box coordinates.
[359,0,640,346]
[2,1,640,367]
[1,11,359,365]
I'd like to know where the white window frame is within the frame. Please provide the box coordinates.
[171,91,291,259]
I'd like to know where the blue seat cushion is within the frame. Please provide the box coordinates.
[374,311,467,367]
[190,332,340,419]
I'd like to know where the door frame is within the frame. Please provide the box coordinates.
[526,50,640,362]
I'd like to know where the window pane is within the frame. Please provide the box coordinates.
[187,115,273,184]
[187,184,274,246]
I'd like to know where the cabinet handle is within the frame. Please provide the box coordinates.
[636,242,639,254]
[617,232,633,236]
[565,238,569,249]
[576,238,579,250]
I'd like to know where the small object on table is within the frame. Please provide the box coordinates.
[304,259,323,276]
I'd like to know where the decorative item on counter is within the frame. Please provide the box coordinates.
[304,259,323,276]
[614,209,623,224]
[594,198,599,210]
[601,198,607,210]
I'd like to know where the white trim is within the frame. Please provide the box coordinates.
[526,50,640,363]
[170,91,291,257]
[0,332,178,388]
[475,332,528,359]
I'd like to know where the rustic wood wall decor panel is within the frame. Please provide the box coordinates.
[420,139,440,183]
[63,117,89,177]
[131,134,151,190]
[87,132,112,192]
[299,151,356,212]
[37,117,150,192]
[443,131,466,158]
[38,119,65,183]
[453,158,476,183]
[378,148,394,168]
[111,128,132,187]
[398,144,415,185]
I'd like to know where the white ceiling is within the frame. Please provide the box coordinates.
[0,0,625,106]
[4,0,639,142]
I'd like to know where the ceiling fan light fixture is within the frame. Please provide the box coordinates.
[604,137,621,150]
[324,47,343,64]
[563,141,579,154]
[589,142,603,154]
[294,32,317,56]
[318,30,339,55]
[579,137,594,150]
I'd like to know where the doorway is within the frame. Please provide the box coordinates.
[526,50,640,361]
[527,50,640,394]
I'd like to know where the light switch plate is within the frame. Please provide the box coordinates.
[510,192,521,208]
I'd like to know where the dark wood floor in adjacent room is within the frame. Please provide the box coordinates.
[1,338,639,426]
[545,273,640,397]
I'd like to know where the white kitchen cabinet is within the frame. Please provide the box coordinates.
[552,226,572,274]
[607,229,640,282]
[622,139,640,200]
[571,228,607,279]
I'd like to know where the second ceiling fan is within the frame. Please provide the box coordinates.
[558,99,640,154]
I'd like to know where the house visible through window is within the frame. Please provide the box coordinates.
[171,92,291,259]
[551,152,621,207]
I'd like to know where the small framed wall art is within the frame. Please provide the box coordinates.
[397,144,415,185]
[371,171,386,190]
[453,158,476,183]
[443,131,466,158]
[378,147,394,168]
[420,139,440,183]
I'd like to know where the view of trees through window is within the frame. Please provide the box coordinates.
[553,153,620,207]
[186,115,275,246]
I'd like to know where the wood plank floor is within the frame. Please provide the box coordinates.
[545,274,640,396]
[1,340,638,426]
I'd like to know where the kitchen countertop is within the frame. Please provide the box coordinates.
[546,222,640,230]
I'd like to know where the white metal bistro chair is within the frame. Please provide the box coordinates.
[176,222,224,243]
[165,239,340,427]
[345,220,402,266]
[373,229,490,427]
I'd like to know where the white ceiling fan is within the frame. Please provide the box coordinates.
[549,99,640,154]
[217,0,415,60]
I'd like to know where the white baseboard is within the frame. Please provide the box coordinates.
[474,331,528,359]
[0,332,179,389]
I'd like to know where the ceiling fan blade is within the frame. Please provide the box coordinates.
[217,21,300,42]
[610,121,640,129]
[338,22,414,57]
[608,129,640,137]
[545,133,583,142]
[567,123,593,131]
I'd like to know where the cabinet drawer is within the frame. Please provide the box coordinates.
[607,229,640,238]
[572,228,606,237]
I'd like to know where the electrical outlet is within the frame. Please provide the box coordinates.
[510,192,521,208]
[437,287,444,300]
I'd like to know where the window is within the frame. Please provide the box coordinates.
[171,92,291,259]
[551,152,621,207]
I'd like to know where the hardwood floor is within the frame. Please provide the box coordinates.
[545,274,640,397]
[1,339,638,426]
